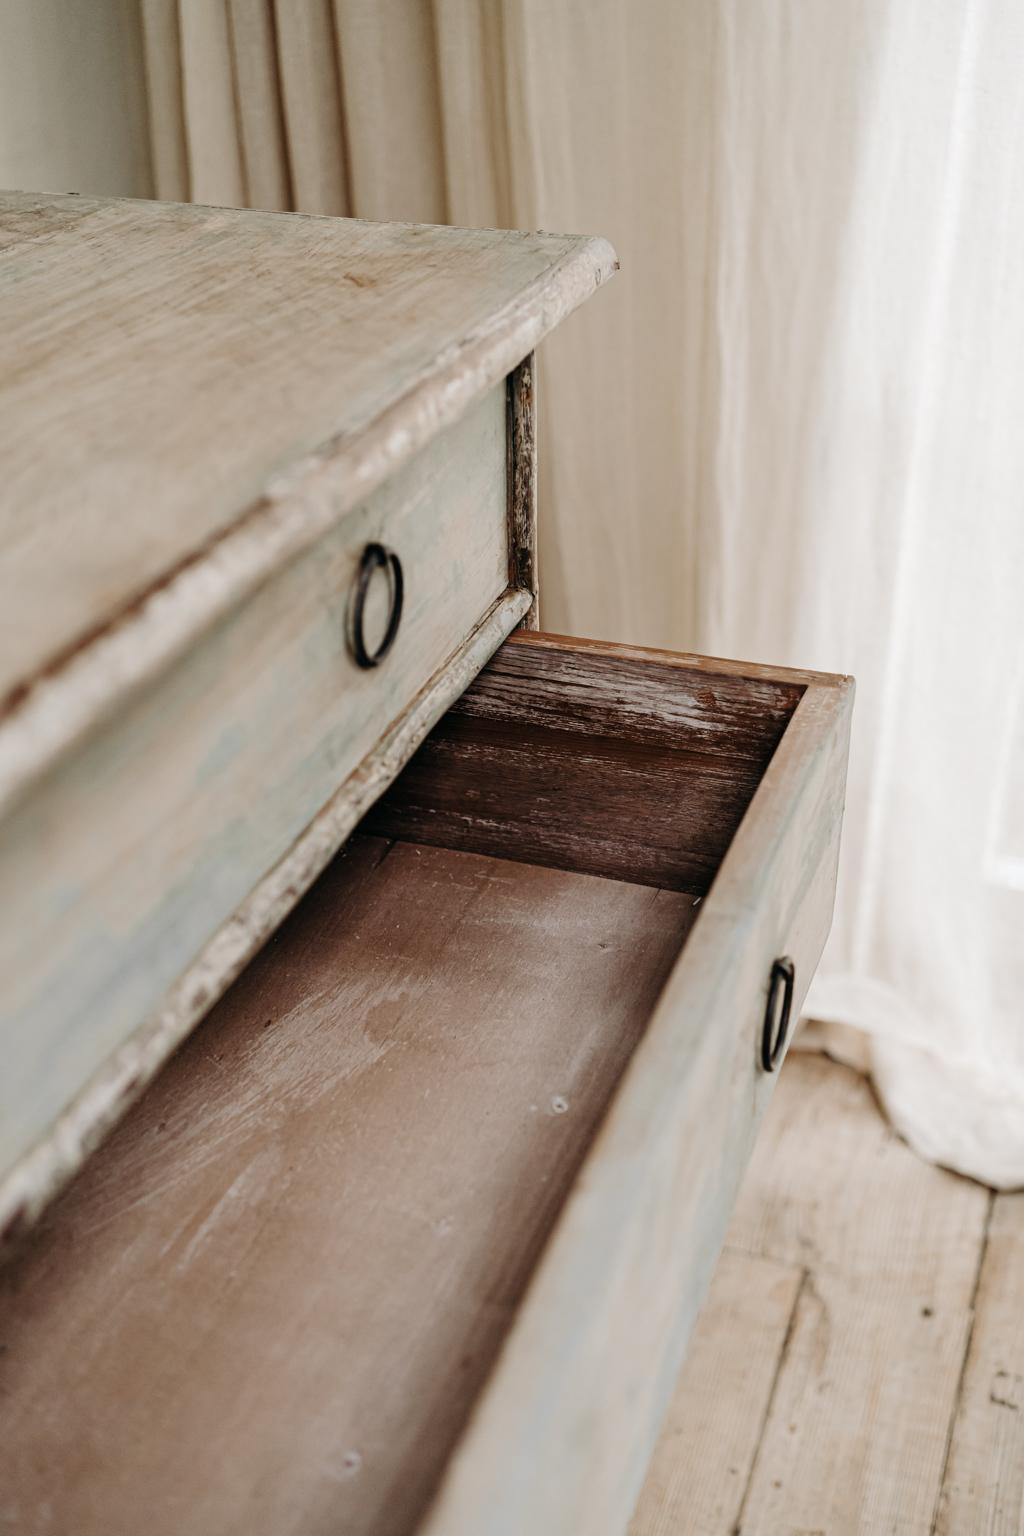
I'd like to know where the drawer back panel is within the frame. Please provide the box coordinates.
[369,633,804,892]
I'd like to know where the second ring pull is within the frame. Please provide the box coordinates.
[350,542,404,669]
[761,956,795,1073]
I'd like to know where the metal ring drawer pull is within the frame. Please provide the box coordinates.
[761,956,795,1072]
[350,542,404,669]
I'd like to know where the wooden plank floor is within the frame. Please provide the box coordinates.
[631,1052,1023,1536]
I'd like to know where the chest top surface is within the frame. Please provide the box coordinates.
[0,192,615,723]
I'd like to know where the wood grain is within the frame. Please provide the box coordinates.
[628,1249,803,1536]
[633,1055,1003,1536]
[935,1193,1024,1535]
[369,631,807,891]
[0,838,697,1536]
[0,385,512,1241]
[727,1053,991,1285]
[728,1055,992,1536]
[741,1269,977,1534]
[420,656,853,1536]
[0,194,616,800]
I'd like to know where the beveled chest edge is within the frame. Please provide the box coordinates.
[0,226,615,814]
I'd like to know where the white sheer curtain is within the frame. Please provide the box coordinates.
[141,0,1024,1188]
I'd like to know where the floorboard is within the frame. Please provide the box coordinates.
[627,1249,803,1536]
[632,1052,1003,1536]
[739,1267,977,1535]
[935,1193,1024,1535]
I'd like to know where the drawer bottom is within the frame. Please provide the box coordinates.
[0,834,699,1536]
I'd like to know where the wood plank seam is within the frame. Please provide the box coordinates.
[727,1264,809,1536]
[929,1188,997,1535]
[717,1237,984,1289]
[633,1059,1002,1536]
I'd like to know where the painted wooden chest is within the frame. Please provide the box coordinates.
[0,192,852,1536]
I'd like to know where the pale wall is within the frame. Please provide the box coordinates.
[0,0,151,197]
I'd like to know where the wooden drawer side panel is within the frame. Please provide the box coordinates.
[421,675,854,1536]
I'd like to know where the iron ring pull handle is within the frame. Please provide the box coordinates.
[761,956,795,1072]
[350,542,404,669]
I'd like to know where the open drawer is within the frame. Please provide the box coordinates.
[0,632,852,1536]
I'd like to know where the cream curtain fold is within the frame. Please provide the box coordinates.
[142,0,1024,1187]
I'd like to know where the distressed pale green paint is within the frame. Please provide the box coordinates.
[0,384,509,1177]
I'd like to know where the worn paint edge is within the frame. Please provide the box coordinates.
[0,230,615,814]
[0,587,531,1252]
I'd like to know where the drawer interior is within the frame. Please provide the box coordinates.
[368,630,804,894]
[0,634,805,1536]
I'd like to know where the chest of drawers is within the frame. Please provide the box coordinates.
[0,193,852,1535]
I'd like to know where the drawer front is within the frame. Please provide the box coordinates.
[421,668,853,1536]
[0,382,516,1228]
